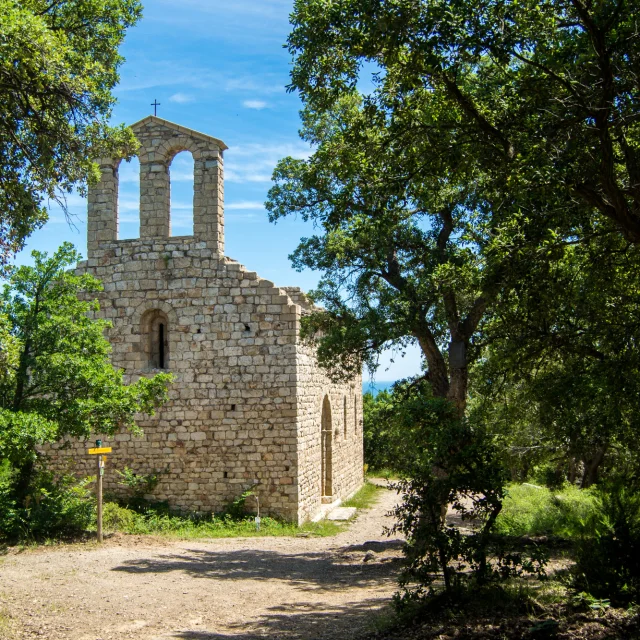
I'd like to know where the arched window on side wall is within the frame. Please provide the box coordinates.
[354,394,358,435]
[169,150,194,236]
[141,309,170,370]
[343,396,348,440]
[117,156,140,239]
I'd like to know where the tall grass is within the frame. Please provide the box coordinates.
[494,484,598,538]
[102,502,342,538]
[342,481,383,509]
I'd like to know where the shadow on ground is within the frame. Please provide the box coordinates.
[167,597,394,639]
[112,546,401,593]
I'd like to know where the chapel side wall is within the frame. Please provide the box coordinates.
[44,240,300,520]
[294,308,364,523]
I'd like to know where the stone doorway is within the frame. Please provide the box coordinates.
[321,395,333,502]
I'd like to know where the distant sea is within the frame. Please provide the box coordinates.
[362,380,396,396]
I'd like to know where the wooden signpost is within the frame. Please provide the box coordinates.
[88,440,112,543]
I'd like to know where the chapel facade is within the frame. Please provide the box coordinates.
[47,116,363,523]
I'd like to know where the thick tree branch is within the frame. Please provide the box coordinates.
[439,72,515,160]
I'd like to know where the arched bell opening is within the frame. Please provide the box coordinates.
[169,150,195,236]
[117,156,141,240]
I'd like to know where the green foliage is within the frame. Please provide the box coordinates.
[494,484,598,539]
[571,592,611,612]
[373,381,545,604]
[224,485,258,520]
[0,469,94,542]
[572,484,640,607]
[363,390,398,472]
[0,243,171,501]
[472,232,640,488]
[0,0,142,265]
[286,0,640,244]
[102,502,342,538]
[116,466,160,500]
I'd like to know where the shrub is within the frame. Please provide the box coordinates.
[363,390,398,472]
[102,502,141,533]
[0,469,94,542]
[494,484,598,538]
[385,381,545,606]
[572,484,640,606]
[224,485,258,520]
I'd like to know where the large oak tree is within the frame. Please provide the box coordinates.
[0,0,142,266]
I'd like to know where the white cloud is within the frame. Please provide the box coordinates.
[116,62,284,96]
[226,201,265,210]
[169,92,195,104]
[243,99,268,110]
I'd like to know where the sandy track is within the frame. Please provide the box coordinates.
[0,486,402,640]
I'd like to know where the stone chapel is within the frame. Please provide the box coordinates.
[47,116,363,524]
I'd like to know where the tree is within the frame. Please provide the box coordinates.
[286,0,640,244]
[0,243,171,500]
[0,0,142,266]
[267,49,557,417]
[471,231,640,487]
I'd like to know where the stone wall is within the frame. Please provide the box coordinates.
[46,241,302,519]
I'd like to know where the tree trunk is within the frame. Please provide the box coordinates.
[581,445,608,488]
[447,338,468,417]
[14,458,35,505]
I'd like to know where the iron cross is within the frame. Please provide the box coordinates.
[151,99,161,116]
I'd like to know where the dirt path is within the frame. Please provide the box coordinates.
[0,485,402,640]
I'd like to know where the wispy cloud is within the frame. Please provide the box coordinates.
[224,142,312,184]
[151,0,292,45]
[226,201,265,210]
[116,61,284,96]
[243,99,268,110]
[169,92,195,104]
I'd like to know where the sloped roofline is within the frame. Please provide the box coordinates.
[130,115,229,151]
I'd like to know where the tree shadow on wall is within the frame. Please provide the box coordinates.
[111,547,401,593]
[164,598,395,639]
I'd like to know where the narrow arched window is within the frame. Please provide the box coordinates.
[158,322,166,369]
[142,309,170,370]
[343,396,348,440]
[354,394,358,434]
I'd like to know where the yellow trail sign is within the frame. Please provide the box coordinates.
[88,447,112,455]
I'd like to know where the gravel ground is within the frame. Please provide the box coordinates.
[0,485,402,640]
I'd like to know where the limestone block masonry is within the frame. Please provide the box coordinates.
[44,116,363,524]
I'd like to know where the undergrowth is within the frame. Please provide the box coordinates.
[342,481,383,510]
[494,483,598,538]
[102,502,343,538]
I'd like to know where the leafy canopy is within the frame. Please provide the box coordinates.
[471,230,640,486]
[268,1,573,414]
[0,0,142,266]
[287,0,640,243]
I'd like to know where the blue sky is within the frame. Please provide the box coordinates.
[18,0,423,382]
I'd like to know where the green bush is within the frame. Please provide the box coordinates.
[0,469,95,542]
[572,484,640,606]
[494,484,597,538]
[363,390,398,473]
[103,502,142,533]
